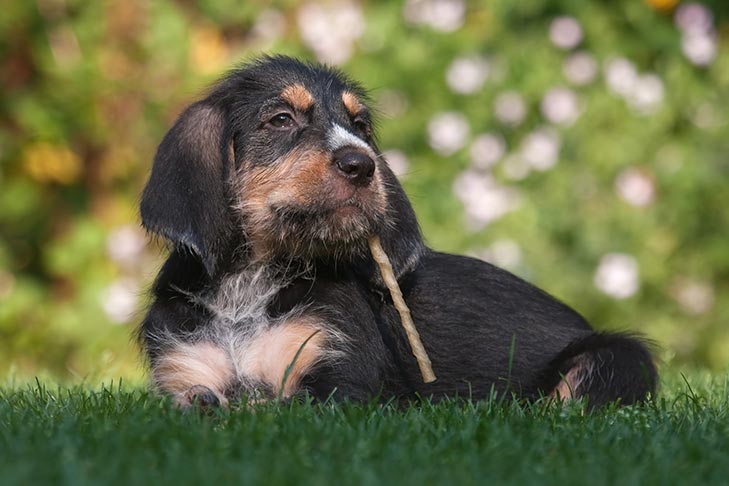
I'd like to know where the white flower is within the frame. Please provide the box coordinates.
[107,225,147,268]
[493,91,527,127]
[101,279,139,324]
[403,0,465,32]
[605,58,665,113]
[298,2,365,65]
[674,3,714,35]
[626,74,664,115]
[604,57,638,97]
[682,33,717,66]
[452,170,521,230]
[549,16,583,50]
[476,239,523,269]
[594,253,640,299]
[563,51,598,86]
[469,133,506,170]
[540,87,580,126]
[382,149,410,177]
[427,112,470,156]
[670,278,715,315]
[615,167,656,207]
[446,56,490,94]
[520,128,561,171]
[673,3,717,67]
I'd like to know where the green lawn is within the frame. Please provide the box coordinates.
[1,372,728,486]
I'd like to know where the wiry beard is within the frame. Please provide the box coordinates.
[240,200,383,264]
[271,203,377,260]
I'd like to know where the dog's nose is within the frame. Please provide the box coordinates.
[334,151,375,186]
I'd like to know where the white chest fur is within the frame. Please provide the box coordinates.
[152,267,346,405]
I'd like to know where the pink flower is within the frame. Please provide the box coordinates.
[469,133,505,170]
[403,0,465,32]
[520,128,561,171]
[427,112,470,156]
[563,52,598,86]
[446,56,490,94]
[615,168,656,207]
[549,16,583,50]
[452,170,521,230]
[540,87,580,126]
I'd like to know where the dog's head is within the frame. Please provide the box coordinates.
[142,56,423,279]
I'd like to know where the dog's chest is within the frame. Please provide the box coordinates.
[194,269,341,397]
[204,269,285,336]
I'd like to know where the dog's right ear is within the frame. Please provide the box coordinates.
[141,101,234,277]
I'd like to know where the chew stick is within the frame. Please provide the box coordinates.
[368,235,436,383]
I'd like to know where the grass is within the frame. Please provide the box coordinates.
[1,372,728,486]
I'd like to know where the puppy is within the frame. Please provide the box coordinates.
[140,56,657,408]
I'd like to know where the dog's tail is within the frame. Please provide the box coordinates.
[549,332,658,408]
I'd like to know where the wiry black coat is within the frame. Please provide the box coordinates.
[140,56,657,408]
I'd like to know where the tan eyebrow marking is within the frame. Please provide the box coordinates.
[342,91,364,116]
[280,83,314,111]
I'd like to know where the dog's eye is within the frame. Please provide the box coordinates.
[268,113,296,129]
[353,118,371,138]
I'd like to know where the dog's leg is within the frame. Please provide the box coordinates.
[549,333,657,408]
[152,341,234,408]
[231,316,335,400]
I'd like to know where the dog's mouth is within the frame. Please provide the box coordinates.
[271,195,379,233]
[280,175,381,220]
[326,187,373,212]
[259,191,383,262]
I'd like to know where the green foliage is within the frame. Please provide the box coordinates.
[1,372,728,485]
[0,0,728,380]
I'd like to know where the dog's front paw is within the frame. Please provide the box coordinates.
[175,384,226,410]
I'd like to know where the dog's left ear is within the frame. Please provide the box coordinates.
[141,101,235,277]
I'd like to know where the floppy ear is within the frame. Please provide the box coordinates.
[141,101,235,277]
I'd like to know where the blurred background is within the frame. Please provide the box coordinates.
[1,0,727,383]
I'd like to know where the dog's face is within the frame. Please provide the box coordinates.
[227,63,387,261]
[142,56,423,278]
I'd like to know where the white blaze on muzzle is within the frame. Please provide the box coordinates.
[327,124,375,156]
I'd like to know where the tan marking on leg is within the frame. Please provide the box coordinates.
[153,341,233,406]
[281,83,314,112]
[550,354,594,401]
[342,91,364,117]
[235,317,326,398]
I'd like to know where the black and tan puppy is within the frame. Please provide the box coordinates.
[140,56,657,408]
